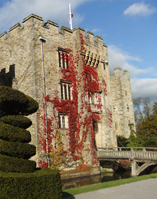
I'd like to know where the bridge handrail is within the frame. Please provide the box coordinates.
[97,147,157,152]
[97,147,157,161]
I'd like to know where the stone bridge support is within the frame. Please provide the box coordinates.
[131,161,157,177]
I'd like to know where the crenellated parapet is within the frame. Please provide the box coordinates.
[0,13,107,52]
[112,68,130,80]
[60,26,73,34]
[0,31,8,40]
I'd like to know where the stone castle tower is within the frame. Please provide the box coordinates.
[0,14,135,167]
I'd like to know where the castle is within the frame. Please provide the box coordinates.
[0,14,135,168]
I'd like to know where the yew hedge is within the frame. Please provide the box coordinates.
[1,115,32,129]
[0,122,31,143]
[0,168,62,199]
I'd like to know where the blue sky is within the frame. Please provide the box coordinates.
[0,0,157,102]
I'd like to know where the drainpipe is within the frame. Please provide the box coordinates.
[39,35,50,167]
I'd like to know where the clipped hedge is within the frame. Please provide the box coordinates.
[0,169,62,199]
[0,154,36,173]
[0,139,36,159]
[1,115,32,129]
[0,123,31,143]
[0,86,28,114]
[21,95,39,115]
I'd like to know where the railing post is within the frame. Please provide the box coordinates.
[143,147,146,152]
[131,161,137,177]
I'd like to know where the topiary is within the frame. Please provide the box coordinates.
[0,86,39,173]
[1,115,32,129]
[0,86,28,115]
[0,122,31,143]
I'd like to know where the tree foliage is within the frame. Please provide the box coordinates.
[131,98,157,147]
[49,131,65,169]
[116,135,129,147]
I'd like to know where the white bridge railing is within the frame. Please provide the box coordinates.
[97,147,157,162]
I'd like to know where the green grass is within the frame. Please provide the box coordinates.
[62,173,157,198]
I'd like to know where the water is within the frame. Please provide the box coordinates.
[61,171,131,189]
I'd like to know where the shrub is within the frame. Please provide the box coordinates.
[1,115,32,129]
[21,95,39,115]
[0,168,62,199]
[0,86,28,115]
[0,86,38,173]
[0,139,36,159]
[0,123,31,143]
[0,154,36,173]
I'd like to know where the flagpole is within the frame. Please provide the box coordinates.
[69,3,73,30]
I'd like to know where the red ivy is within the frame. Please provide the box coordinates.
[38,32,108,166]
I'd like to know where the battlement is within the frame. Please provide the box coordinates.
[0,13,106,48]
[23,13,43,23]
[112,68,130,79]
[0,31,8,40]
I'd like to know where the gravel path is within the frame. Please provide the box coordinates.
[64,178,157,199]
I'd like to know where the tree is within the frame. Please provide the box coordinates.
[136,113,157,147]
[127,124,144,147]
[153,102,157,114]
[0,86,39,172]
[132,98,157,147]
[117,135,129,147]
[133,97,152,124]
[49,131,65,169]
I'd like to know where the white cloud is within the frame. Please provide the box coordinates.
[0,0,92,32]
[123,2,156,16]
[107,45,151,77]
[108,45,157,102]
[131,78,157,102]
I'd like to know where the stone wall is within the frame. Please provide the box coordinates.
[0,14,135,167]
[110,68,135,138]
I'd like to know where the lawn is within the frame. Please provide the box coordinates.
[62,173,157,198]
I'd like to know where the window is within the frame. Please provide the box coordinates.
[128,120,130,128]
[60,80,72,100]
[115,122,118,130]
[113,106,116,111]
[89,92,101,105]
[93,121,98,133]
[58,51,68,68]
[84,53,99,67]
[127,104,129,112]
[58,114,69,128]
[103,62,105,70]
[58,47,71,69]
[10,50,12,57]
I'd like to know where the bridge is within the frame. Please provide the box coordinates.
[97,147,157,176]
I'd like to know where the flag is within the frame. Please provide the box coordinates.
[69,3,73,30]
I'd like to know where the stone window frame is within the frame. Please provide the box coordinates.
[93,120,98,133]
[58,47,71,69]
[86,91,102,105]
[58,113,69,129]
[60,79,72,100]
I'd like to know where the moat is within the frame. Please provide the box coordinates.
[61,171,131,189]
